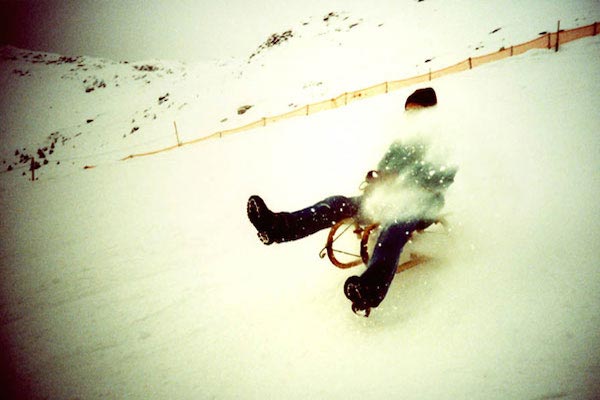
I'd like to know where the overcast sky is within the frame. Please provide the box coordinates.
[3,1,597,63]
[0,0,334,62]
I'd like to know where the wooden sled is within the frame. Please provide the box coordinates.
[319,217,446,273]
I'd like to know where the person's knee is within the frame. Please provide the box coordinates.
[320,196,360,214]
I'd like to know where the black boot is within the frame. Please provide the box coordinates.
[247,195,360,245]
[344,276,372,317]
[247,195,280,245]
[344,221,421,316]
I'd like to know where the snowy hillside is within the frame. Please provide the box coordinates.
[1,2,600,400]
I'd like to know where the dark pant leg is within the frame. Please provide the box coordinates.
[275,195,361,243]
[347,221,421,309]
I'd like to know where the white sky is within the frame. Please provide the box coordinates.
[1,0,338,62]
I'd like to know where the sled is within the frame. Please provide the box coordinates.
[319,217,446,273]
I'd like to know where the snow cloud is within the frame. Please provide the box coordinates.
[361,132,458,225]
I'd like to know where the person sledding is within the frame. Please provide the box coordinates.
[247,88,457,316]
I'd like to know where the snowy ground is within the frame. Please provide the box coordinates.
[1,2,600,399]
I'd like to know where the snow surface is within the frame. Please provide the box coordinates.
[1,2,600,399]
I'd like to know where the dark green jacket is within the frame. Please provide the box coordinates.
[361,139,457,224]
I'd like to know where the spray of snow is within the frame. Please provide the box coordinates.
[360,108,458,226]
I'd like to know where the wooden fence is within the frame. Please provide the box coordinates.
[122,21,599,161]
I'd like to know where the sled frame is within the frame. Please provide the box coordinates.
[319,217,442,273]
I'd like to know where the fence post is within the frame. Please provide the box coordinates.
[510,46,514,56]
[428,68,432,81]
[468,57,472,69]
[555,20,561,52]
[30,157,35,181]
[173,121,181,146]
[262,117,266,127]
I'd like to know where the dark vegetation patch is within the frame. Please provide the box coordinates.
[83,77,107,93]
[323,12,339,22]
[249,30,294,61]
[237,105,253,115]
[133,64,160,72]
[158,93,170,105]
[12,69,30,76]
[3,131,70,178]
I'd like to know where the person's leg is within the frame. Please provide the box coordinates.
[344,220,425,315]
[248,195,361,244]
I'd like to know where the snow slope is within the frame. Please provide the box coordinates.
[1,2,600,399]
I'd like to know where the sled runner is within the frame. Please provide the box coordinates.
[319,217,446,273]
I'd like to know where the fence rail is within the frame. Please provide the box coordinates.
[122,21,599,161]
